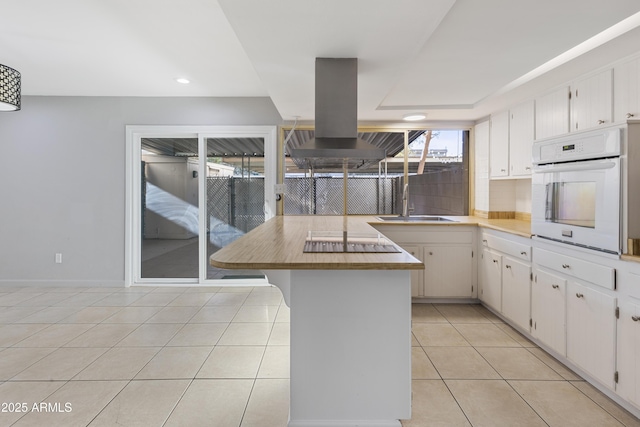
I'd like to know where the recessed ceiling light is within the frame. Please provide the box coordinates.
[176,78,190,84]
[403,113,427,121]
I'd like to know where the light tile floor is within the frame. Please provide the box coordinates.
[0,286,638,426]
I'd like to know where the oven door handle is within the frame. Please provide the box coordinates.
[532,160,617,173]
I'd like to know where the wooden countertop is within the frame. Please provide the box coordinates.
[209,215,425,270]
[369,215,532,238]
[621,254,640,264]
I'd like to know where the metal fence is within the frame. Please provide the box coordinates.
[206,176,398,227]
[207,177,265,233]
[284,176,398,215]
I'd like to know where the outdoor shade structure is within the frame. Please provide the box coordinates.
[0,64,21,111]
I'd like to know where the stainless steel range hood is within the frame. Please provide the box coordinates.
[290,58,386,170]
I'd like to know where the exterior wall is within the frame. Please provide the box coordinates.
[0,96,281,286]
[407,164,467,216]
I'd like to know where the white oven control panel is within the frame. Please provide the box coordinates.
[533,127,621,165]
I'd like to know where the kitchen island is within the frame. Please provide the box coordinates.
[210,215,423,427]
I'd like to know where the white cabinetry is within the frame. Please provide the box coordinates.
[535,86,570,140]
[566,281,617,389]
[403,245,424,298]
[571,69,613,132]
[617,298,640,408]
[490,103,534,179]
[372,225,476,299]
[534,246,617,389]
[531,269,567,356]
[502,256,532,331]
[614,57,640,123]
[508,100,535,176]
[479,230,531,331]
[489,110,509,178]
[424,245,474,298]
[479,247,502,311]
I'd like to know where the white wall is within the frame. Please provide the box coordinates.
[0,96,281,287]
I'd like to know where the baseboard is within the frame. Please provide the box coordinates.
[0,279,125,288]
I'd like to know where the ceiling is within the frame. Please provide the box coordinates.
[3,0,640,123]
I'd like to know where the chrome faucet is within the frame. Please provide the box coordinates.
[402,183,414,217]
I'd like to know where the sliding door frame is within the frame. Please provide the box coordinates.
[125,125,277,287]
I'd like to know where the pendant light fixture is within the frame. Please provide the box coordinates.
[0,64,21,111]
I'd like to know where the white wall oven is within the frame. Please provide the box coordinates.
[532,128,621,254]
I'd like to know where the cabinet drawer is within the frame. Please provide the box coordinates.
[534,248,615,290]
[481,233,531,261]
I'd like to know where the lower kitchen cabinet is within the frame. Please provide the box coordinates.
[402,244,424,297]
[502,256,532,332]
[617,299,640,408]
[531,268,567,356]
[478,230,532,331]
[372,225,476,299]
[567,281,617,389]
[423,245,474,298]
[479,247,502,312]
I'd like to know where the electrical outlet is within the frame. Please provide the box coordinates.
[55,253,63,264]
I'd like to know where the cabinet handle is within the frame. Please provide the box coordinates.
[576,293,584,298]
[525,167,531,170]
[493,259,498,263]
[429,252,433,255]
[627,113,635,119]
[552,284,559,289]
[562,264,570,269]
[483,239,488,243]
[632,316,640,322]
[520,251,527,256]
[505,265,512,269]
[598,120,606,125]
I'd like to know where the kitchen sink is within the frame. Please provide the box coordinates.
[375,216,458,222]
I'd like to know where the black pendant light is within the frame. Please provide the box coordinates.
[0,64,21,111]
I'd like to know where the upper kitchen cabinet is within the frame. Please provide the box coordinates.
[614,56,640,123]
[535,86,570,140]
[489,110,509,178]
[489,103,534,179]
[509,100,534,177]
[570,69,613,132]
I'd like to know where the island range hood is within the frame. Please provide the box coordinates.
[290,58,386,170]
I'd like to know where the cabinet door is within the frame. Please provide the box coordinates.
[402,244,424,297]
[490,110,509,178]
[567,281,617,389]
[502,256,531,332]
[423,246,473,298]
[479,248,502,311]
[509,100,534,176]
[571,69,613,131]
[474,121,490,212]
[532,269,567,356]
[614,57,640,123]
[536,86,570,139]
[617,299,640,407]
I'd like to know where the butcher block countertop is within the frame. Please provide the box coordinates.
[371,215,532,238]
[209,215,425,270]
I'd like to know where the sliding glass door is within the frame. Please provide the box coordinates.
[126,126,277,286]
[204,136,268,280]
[140,137,200,279]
